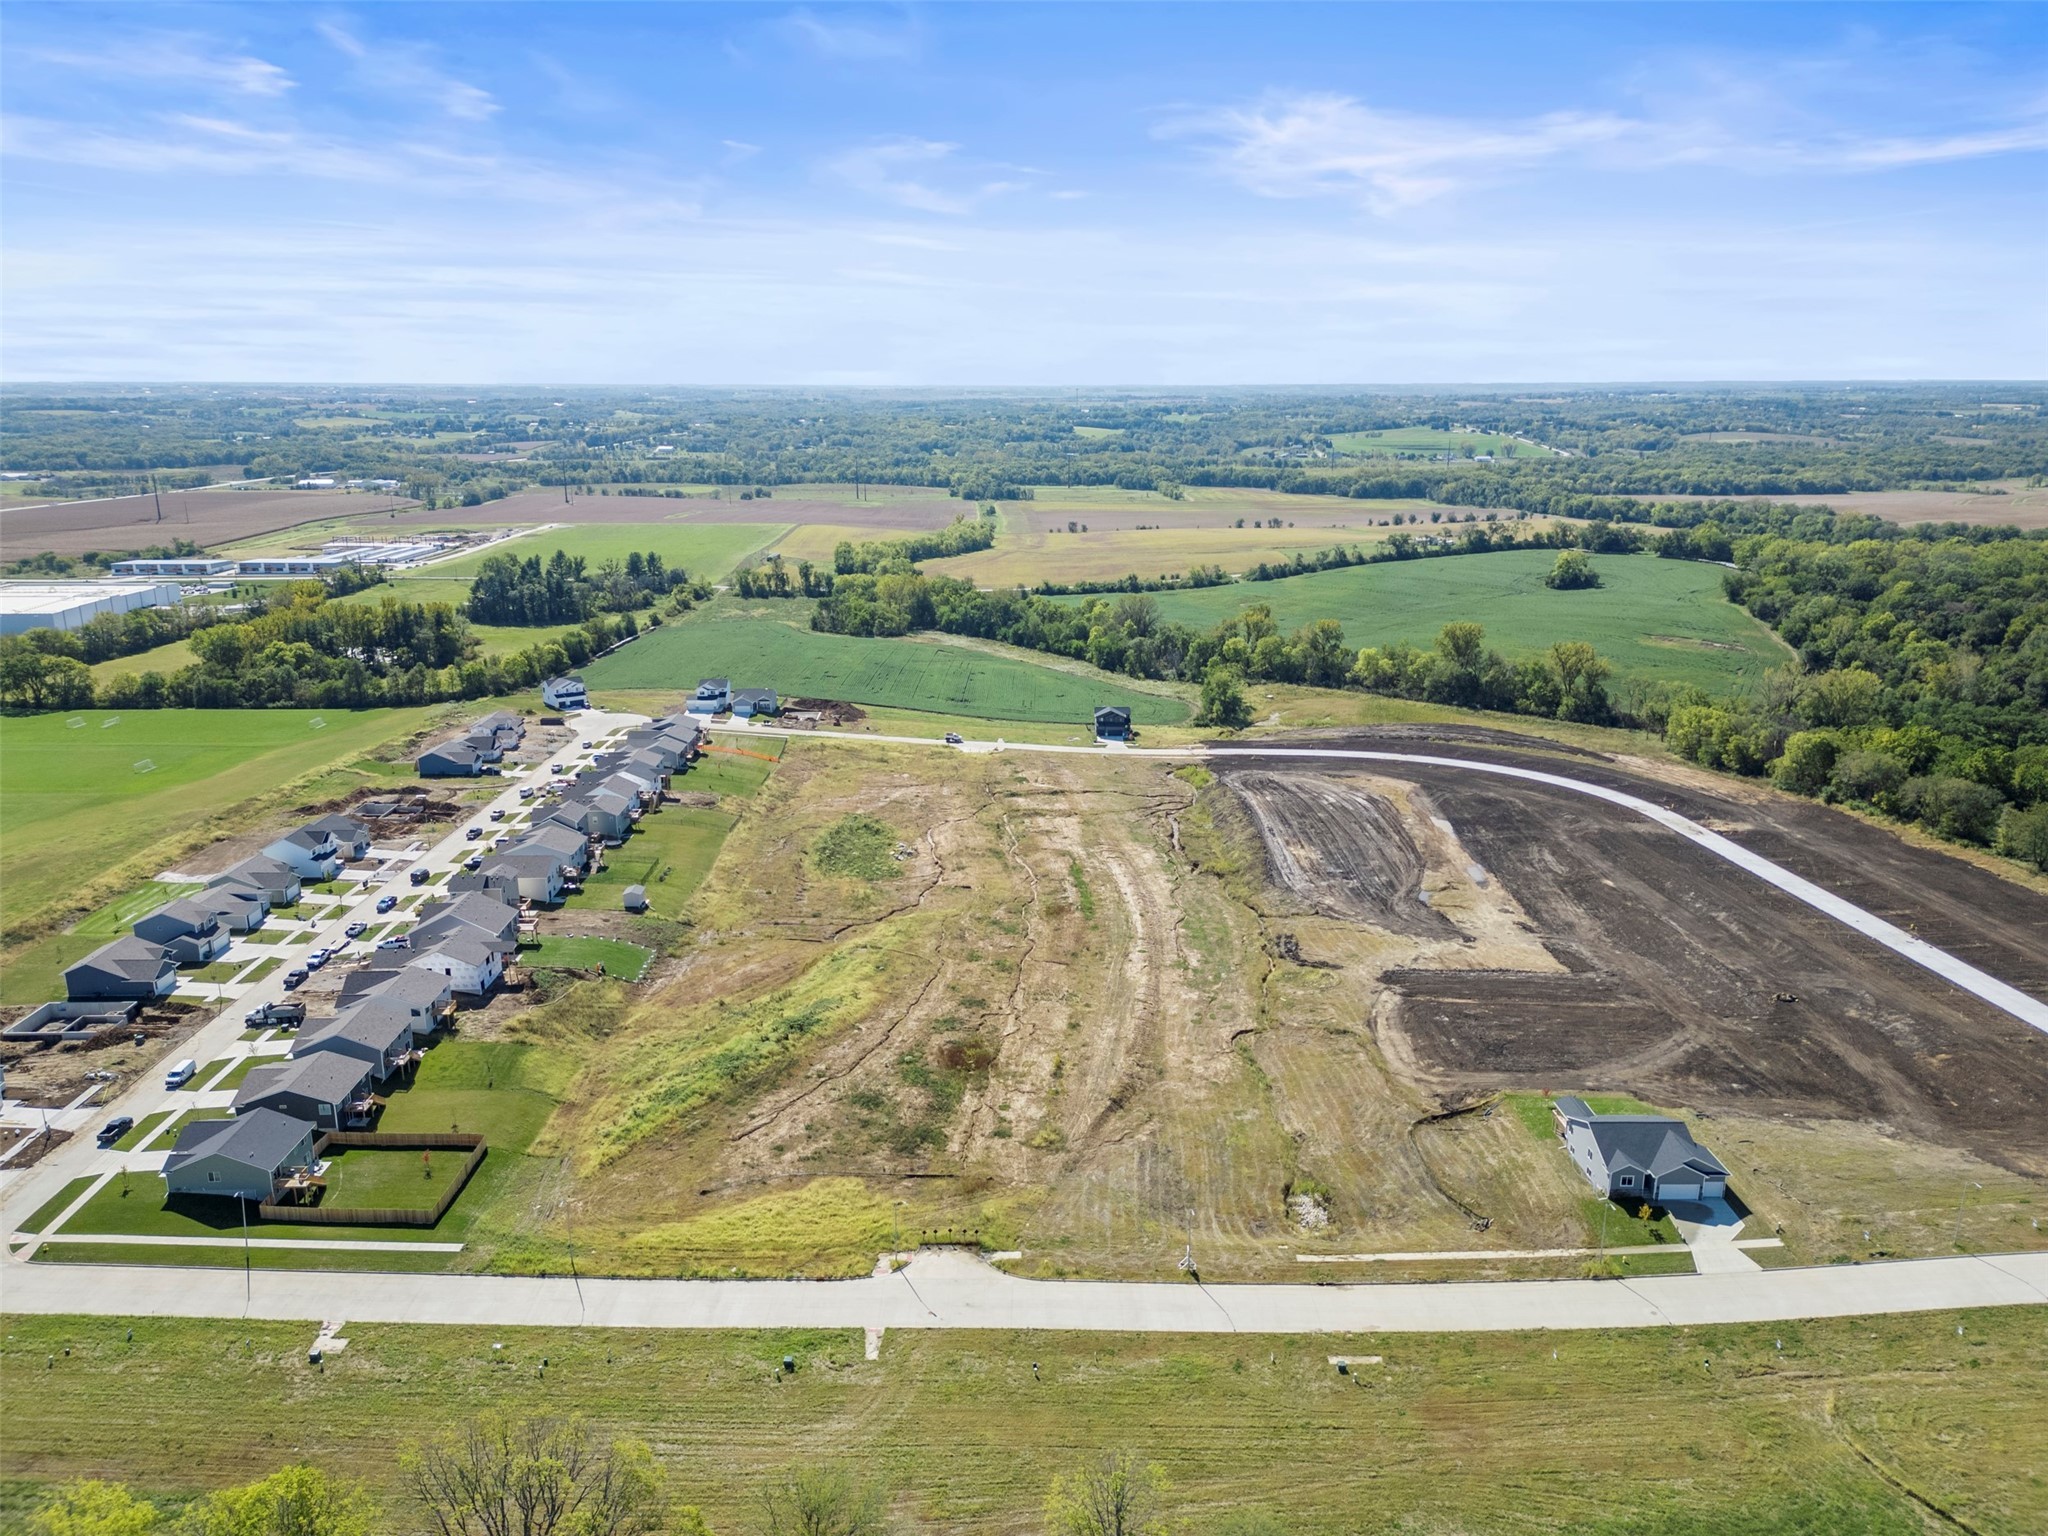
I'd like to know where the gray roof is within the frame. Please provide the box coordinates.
[474,710,524,732]
[732,687,776,705]
[585,789,632,816]
[420,935,496,969]
[164,1108,311,1176]
[275,826,334,851]
[420,740,481,765]
[517,823,587,854]
[234,1052,370,1111]
[1557,1099,1728,1181]
[142,897,221,932]
[69,936,173,981]
[297,1007,411,1057]
[337,967,450,1008]
[220,854,297,887]
[481,851,559,878]
[420,891,518,930]
[304,813,371,840]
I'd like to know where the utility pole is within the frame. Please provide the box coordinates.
[1178,1206,1196,1276]
[150,473,164,524]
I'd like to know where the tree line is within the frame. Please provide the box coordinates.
[466,549,691,626]
[25,1414,1192,1536]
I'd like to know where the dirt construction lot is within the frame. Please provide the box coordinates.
[1223,728,2048,1172]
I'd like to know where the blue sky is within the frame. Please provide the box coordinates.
[3,2,2044,383]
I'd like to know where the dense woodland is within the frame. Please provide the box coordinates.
[465,548,691,625]
[3,385,2043,506]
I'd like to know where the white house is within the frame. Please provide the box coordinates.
[407,937,504,997]
[542,675,588,710]
[261,826,341,881]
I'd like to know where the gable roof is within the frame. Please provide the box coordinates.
[233,1052,370,1111]
[140,897,221,932]
[417,935,497,970]
[69,936,174,982]
[337,966,451,1008]
[304,813,371,840]
[298,1006,411,1057]
[164,1108,311,1175]
[420,740,482,765]
[219,854,297,887]
[1585,1116,1728,1181]
[274,826,335,852]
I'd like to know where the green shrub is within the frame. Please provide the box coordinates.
[810,814,900,881]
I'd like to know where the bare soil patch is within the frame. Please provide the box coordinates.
[0,488,415,557]
[1643,484,2048,529]
[1249,727,2048,1175]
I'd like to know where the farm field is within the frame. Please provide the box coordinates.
[925,523,1393,587]
[0,486,415,557]
[1007,484,1487,533]
[1642,482,2048,529]
[1330,425,1555,457]
[584,611,1190,724]
[1128,549,1788,692]
[0,707,443,945]
[3,1309,2043,1534]
[380,521,785,585]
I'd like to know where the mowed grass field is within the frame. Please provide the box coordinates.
[1330,426,1555,457]
[386,521,787,585]
[585,613,1190,725]
[0,707,439,942]
[2,1308,2043,1533]
[923,524,1392,587]
[1133,549,1788,693]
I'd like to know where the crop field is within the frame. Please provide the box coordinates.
[1330,426,1555,457]
[922,523,1392,586]
[4,1307,2045,1533]
[0,486,415,557]
[1009,484,1485,532]
[1643,482,2048,530]
[1130,549,1788,692]
[0,706,442,944]
[584,612,1190,724]
[383,521,785,585]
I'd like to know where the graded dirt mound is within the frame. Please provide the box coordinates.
[1225,770,1454,936]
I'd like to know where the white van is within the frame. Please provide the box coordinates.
[164,1058,198,1089]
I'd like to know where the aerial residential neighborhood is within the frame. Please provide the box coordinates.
[4,0,2047,1529]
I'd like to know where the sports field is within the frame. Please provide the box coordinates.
[585,614,1189,725]
[0,707,439,941]
[1133,549,1787,693]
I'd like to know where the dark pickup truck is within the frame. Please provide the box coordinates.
[244,1001,308,1028]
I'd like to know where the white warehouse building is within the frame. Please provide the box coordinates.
[0,580,184,635]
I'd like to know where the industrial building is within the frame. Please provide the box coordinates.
[0,579,183,635]
[109,558,237,578]
[233,554,355,577]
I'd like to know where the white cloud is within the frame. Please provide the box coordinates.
[34,37,295,97]
[825,137,1005,215]
[777,9,919,61]
[317,19,498,122]
[1171,85,2048,212]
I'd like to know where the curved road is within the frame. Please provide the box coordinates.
[7,712,2045,1334]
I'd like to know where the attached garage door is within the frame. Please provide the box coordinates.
[1659,1181,1702,1201]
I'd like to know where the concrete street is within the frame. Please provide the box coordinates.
[4,1246,2044,1335]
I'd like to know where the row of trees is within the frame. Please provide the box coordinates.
[27,1417,1188,1536]
[466,549,691,626]
[0,588,641,713]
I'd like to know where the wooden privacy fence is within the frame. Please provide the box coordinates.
[259,1131,485,1227]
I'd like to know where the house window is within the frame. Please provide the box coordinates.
[208,1171,219,1182]
[1618,1175,1635,1188]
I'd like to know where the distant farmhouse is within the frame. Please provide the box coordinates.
[1552,1097,1729,1204]
[1094,705,1132,742]
[542,674,588,710]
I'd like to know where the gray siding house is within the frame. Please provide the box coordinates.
[477,851,563,904]
[334,968,452,1037]
[261,826,341,881]
[303,813,373,860]
[162,1109,315,1202]
[731,687,778,718]
[132,899,232,965]
[293,1007,416,1084]
[418,740,484,777]
[212,855,300,907]
[64,937,177,1001]
[1552,1097,1729,1204]
[233,1053,374,1128]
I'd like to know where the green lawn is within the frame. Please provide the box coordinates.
[2,1311,2043,1533]
[318,1148,449,1211]
[574,806,739,918]
[111,1112,172,1152]
[525,935,652,980]
[236,957,283,985]
[11,1175,96,1234]
[70,882,203,937]
[586,613,1190,725]
[1131,550,1786,694]
[87,638,198,684]
[386,522,787,586]
[0,707,440,942]
[378,1041,564,1153]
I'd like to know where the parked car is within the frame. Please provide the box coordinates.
[376,936,411,951]
[283,967,309,990]
[945,732,965,745]
[519,786,536,800]
[244,1001,306,1028]
[464,854,483,871]
[304,949,329,971]
[164,1059,197,1089]
[465,827,484,841]
[409,868,431,886]
[490,808,506,821]
[376,895,399,913]
[549,763,563,774]
[97,1115,135,1146]
[345,921,369,939]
